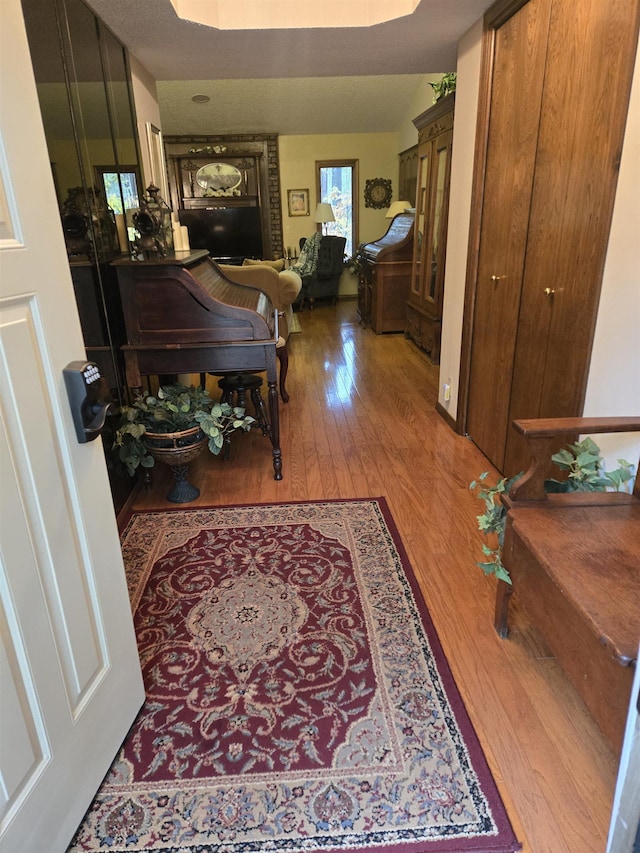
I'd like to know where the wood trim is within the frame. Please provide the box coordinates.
[486,0,530,28]
[412,92,455,133]
[315,159,359,248]
[456,13,499,436]
[435,400,457,431]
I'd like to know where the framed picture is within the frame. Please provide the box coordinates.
[287,188,310,217]
[145,122,169,202]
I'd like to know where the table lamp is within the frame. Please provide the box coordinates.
[385,200,411,219]
[314,202,335,235]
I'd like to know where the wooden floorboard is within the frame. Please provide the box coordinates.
[126,298,619,853]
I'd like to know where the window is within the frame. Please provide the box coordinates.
[316,160,358,258]
[96,167,141,215]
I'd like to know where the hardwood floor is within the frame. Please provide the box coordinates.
[126,299,619,852]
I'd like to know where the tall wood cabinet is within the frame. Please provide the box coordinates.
[405,94,454,364]
[464,0,640,477]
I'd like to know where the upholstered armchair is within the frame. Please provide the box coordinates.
[218,262,302,402]
[295,234,347,309]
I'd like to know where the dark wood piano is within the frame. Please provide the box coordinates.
[358,212,414,333]
[113,249,282,479]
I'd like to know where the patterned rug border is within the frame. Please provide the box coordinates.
[106,497,520,853]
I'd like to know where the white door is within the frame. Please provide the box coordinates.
[607,650,640,852]
[0,2,144,851]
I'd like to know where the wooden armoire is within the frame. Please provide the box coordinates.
[464,0,640,477]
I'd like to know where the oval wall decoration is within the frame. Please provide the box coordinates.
[196,163,242,192]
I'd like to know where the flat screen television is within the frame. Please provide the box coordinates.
[179,207,264,262]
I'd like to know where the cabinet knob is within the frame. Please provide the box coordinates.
[544,287,556,296]
[490,275,505,283]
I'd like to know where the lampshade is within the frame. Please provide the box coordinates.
[314,203,335,224]
[386,200,411,219]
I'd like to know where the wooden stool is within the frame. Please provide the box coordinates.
[216,373,271,438]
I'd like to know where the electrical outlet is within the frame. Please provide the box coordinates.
[443,383,451,402]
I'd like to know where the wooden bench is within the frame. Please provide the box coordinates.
[494,417,640,753]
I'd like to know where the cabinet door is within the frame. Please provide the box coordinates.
[410,144,431,304]
[398,146,418,208]
[423,129,453,316]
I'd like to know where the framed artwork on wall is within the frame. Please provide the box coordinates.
[146,122,169,202]
[287,188,310,217]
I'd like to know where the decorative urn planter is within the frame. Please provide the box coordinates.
[111,384,255,504]
[143,425,207,503]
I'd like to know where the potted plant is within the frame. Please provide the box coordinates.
[345,248,367,277]
[429,73,457,102]
[469,437,634,584]
[112,383,254,502]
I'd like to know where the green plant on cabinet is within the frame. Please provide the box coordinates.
[429,73,457,102]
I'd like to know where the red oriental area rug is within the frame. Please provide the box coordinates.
[68,498,521,853]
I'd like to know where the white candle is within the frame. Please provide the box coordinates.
[115,213,127,252]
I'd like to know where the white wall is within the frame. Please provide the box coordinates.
[582,39,640,471]
[437,19,483,419]
[129,56,162,190]
[278,132,399,296]
[396,74,444,154]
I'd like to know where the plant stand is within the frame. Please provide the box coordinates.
[143,427,207,503]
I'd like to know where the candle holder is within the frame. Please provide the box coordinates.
[131,184,174,258]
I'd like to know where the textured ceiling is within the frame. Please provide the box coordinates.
[79,0,493,135]
[156,76,432,136]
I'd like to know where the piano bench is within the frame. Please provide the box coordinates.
[216,373,271,439]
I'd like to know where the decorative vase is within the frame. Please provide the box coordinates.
[143,426,207,503]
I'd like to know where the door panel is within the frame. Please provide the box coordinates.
[1,298,107,707]
[411,150,430,299]
[425,130,453,312]
[466,0,552,470]
[0,3,144,851]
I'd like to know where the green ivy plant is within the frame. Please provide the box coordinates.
[546,436,634,492]
[468,471,523,585]
[112,383,254,477]
[429,73,457,102]
[469,438,634,584]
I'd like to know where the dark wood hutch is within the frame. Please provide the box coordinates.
[163,135,283,263]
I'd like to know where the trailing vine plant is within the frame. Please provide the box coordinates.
[468,471,522,585]
[469,438,635,584]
